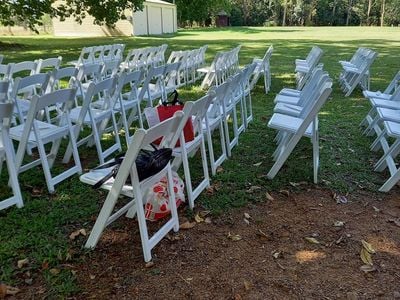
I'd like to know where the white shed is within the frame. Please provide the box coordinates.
[52,0,177,37]
[133,0,177,36]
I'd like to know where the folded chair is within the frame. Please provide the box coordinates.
[240,62,258,129]
[81,111,185,262]
[114,70,145,144]
[250,45,273,94]
[10,89,82,193]
[10,73,51,124]
[205,87,227,176]
[267,80,332,183]
[0,102,24,210]
[295,46,323,90]
[64,76,122,165]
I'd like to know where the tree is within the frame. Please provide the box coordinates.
[0,0,144,32]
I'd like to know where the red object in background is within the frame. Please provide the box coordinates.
[156,104,194,147]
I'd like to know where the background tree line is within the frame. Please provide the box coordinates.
[173,0,400,27]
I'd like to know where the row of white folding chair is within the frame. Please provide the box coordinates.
[199,45,241,89]
[167,45,208,87]
[0,101,24,210]
[295,46,323,90]
[70,44,125,67]
[360,70,400,132]
[0,55,3,64]
[250,45,273,94]
[339,48,377,97]
[267,69,333,183]
[120,44,168,73]
[359,71,400,191]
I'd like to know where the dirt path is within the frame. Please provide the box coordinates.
[18,188,400,299]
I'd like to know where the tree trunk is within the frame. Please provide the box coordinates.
[380,0,386,26]
[346,0,352,26]
[282,0,288,26]
[332,0,337,25]
[367,0,373,25]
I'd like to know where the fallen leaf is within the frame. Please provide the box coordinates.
[305,237,320,244]
[279,190,290,197]
[234,294,243,300]
[0,283,6,298]
[272,251,281,259]
[216,166,224,173]
[41,261,49,270]
[71,270,77,276]
[227,232,242,241]
[145,261,154,268]
[360,264,377,273]
[289,182,300,187]
[199,210,211,218]
[246,186,261,193]
[361,240,376,254]
[333,193,348,204]
[333,221,345,227]
[388,218,400,227]
[360,248,373,265]
[372,206,380,213]
[89,274,96,280]
[206,186,214,195]
[256,229,269,239]
[179,222,196,230]
[194,214,204,223]
[204,217,212,224]
[49,268,60,275]
[24,278,33,285]
[244,213,251,219]
[253,162,262,167]
[17,258,29,269]
[244,280,252,290]
[243,218,250,225]
[69,228,87,240]
[3,285,20,296]
[266,192,274,201]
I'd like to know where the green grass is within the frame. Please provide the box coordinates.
[1,26,400,296]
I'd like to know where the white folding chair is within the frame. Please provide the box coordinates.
[114,70,145,144]
[0,55,3,65]
[35,57,62,74]
[75,63,103,100]
[267,80,332,183]
[0,102,24,210]
[64,76,122,165]
[10,73,50,124]
[250,45,273,94]
[10,88,82,193]
[70,46,94,67]
[295,46,323,90]
[81,111,185,262]
[111,44,125,62]
[138,65,166,110]
[0,64,10,81]
[169,94,214,208]
[205,87,227,176]
[241,62,258,129]
[0,80,10,102]
[164,62,180,95]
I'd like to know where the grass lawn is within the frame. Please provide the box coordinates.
[1,26,400,296]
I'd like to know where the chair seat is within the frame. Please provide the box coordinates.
[274,103,302,117]
[70,107,111,124]
[268,113,312,137]
[383,120,400,137]
[370,98,400,109]
[80,163,170,198]
[377,107,400,123]
[173,134,202,155]
[363,90,391,100]
[10,120,68,144]
[274,94,299,105]
[279,88,301,97]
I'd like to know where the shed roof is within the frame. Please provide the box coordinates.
[146,0,175,6]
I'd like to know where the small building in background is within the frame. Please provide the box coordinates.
[216,11,230,27]
[51,0,177,37]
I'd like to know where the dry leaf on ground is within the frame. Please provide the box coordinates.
[266,192,274,201]
[360,264,377,273]
[360,248,373,265]
[388,218,400,227]
[244,213,251,219]
[180,222,196,230]
[246,186,261,193]
[69,229,87,240]
[253,162,262,167]
[0,283,20,297]
[17,258,29,269]
[361,240,376,254]
[333,193,348,204]
[49,268,60,275]
[194,214,204,223]
[333,221,345,227]
[227,232,242,241]
[244,280,252,290]
[305,237,320,244]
